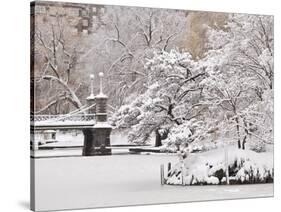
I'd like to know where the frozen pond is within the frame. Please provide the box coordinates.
[32,154,273,211]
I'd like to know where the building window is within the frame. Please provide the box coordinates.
[68,8,79,17]
[56,7,65,15]
[82,19,88,27]
[35,6,46,14]
[49,7,58,16]
[92,16,97,22]
[99,8,105,14]
[71,27,78,35]
[81,10,87,16]
[92,7,97,13]
[30,6,35,15]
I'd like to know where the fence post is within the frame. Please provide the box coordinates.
[224,145,230,185]
[180,161,185,185]
[160,164,165,185]
[167,162,171,177]
[181,166,184,185]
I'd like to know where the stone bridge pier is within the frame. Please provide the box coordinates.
[82,72,112,156]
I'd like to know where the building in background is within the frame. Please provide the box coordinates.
[31,1,105,35]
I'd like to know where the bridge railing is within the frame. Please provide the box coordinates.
[30,114,96,123]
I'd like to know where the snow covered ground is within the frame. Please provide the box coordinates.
[33,154,273,211]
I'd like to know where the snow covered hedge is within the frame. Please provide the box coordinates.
[166,147,273,185]
[159,140,223,153]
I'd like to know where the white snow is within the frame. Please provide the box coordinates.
[93,122,112,128]
[33,154,273,211]
[34,120,96,126]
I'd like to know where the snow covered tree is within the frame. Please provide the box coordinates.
[94,6,189,107]
[206,14,273,90]
[201,14,273,149]
[112,49,206,146]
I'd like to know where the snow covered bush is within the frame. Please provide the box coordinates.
[248,141,267,153]
[166,146,273,185]
[162,119,208,150]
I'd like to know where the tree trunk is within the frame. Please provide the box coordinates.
[242,119,248,150]
[235,117,241,149]
[155,129,162,147]
[242,136,247,150]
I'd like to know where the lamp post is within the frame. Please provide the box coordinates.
[86,74,95,114]
[95,72,108,122]
[98,72,104,95]
[90,74,94,97]
[82,72,112,156]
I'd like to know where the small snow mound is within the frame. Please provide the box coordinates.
[206,176,220,185]
[166,146,273,185]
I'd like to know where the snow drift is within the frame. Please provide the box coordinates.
[166,146,273,185]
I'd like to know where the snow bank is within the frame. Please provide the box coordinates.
[166,146,273,185]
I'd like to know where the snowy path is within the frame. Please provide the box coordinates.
[33,155,273,211]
